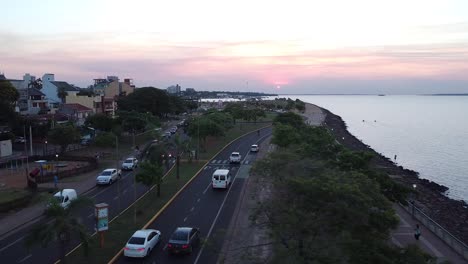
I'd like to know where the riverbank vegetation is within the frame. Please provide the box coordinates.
[251,112,437,263]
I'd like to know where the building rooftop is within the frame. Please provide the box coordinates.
[51,81,81,92]
[27,88,45,96]
[61,103,92,112]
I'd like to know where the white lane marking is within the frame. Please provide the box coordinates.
[183,217,187,222]
[222,160,228,164]
[122,189,128,194]
[190,207,195,212]
[194,174,240,264]
[113,196,119,201]
[0,236,25,253]
[197,198,200,202]
[202,182,212,194]
[211,160,217,164]
[87,213,94,218]
[18,254,32,263]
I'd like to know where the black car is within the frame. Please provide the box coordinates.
[166,227,200,254]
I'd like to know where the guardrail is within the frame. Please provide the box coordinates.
[400,201,468,260]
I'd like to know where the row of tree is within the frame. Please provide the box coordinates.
[250,112,435,263]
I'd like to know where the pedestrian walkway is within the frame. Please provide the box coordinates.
[391,203,467,264]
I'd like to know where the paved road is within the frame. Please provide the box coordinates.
[114,127,272,264]
[0,166,160,264]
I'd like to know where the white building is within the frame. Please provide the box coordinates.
[167,84,181,95]
[41,73,81,111]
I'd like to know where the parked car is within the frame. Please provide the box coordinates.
[96,168,121,185]
[124,229,162,258]
[229,152,241,164]
[164,131,172,138]
[250,144,259,152]
[14,137,26,143]
[52,189,77,209]
[167,227,200,254]
[122,157,138,170]
[170,127,177,134]
[80,138,92,146]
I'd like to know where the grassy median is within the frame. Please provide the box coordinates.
[64,121,271,264]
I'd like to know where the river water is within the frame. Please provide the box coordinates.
[271,95,468,202]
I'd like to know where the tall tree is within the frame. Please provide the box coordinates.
[26,196,93,263]
[136,162,164,197]
[84,114,114,132]
[57,87,68,103]
[48,124,81,153]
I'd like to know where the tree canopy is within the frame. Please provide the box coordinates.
[48,124,81,153]
[249,111,419,263]
[117,87,186,117]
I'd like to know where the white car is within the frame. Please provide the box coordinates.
[229,152,241,164]
[96,168,121,185]
[250,144,259,152]
[124,229,162,258]
[122,157,138,170]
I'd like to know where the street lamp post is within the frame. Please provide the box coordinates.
[411,184,417,218]
[55,154,59,180]
[45,140,48,156]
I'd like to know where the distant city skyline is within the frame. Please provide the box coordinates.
[1,0,468,94]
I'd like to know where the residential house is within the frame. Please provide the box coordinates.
[41,73,81,111]
[58,103,93,126]
[3,73,46,114]
[93,76,135,97]
[65,93,117,117]
[17,88,49,115]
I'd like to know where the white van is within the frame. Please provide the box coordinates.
[212,169,231,189]
[53,189,78,209]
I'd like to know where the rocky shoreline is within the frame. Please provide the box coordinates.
[320,107,468,245]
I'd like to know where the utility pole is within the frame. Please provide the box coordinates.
[115,136,121,212]
[29,125,33,156]
[23,126,29,188]
[196,98,200,160]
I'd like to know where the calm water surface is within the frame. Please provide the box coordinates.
[275,95,468,201]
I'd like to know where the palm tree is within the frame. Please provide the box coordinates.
[57,87,68,103]
[26,196,93,264]
[136,161,164,197]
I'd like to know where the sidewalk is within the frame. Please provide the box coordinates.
[391,203,467,264]
[0,167,101,240]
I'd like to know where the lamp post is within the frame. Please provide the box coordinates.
[411,184,417,218]
[55,154,59,180]
[44,140,48,156]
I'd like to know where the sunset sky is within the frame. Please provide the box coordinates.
[1,0,468,94]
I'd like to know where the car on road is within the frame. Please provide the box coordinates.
[124,229,162,258]
[96,168,121,185]
[163,131,172,138]
[170,127,177,134]
[122,157,138,170]
[250,144,259,152]
[212,169,231,189]
[52,189,77,209]
[229,152,241,164]
[167,227,200,254]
